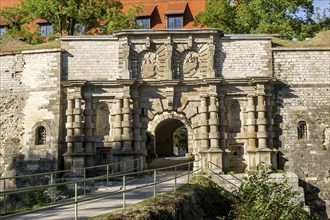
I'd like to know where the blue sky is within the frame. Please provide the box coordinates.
[313,0,330,12]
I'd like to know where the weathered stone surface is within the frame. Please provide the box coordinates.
[0,30,329,218]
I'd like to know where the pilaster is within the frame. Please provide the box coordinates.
[164,37,173,80]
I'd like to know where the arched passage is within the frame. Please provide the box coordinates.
[155,119,186,156]
[147,112,193,157]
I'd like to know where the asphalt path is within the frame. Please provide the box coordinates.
[2,156,192,220]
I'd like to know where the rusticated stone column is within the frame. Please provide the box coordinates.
[266,95,277,168]
[198,95,209,173]
[122,97,132,151]
[199,96,209,150]
[65,99,74,154]
[246,94,256,150]
[246,94,257,170]
[209,96,220,150]
[257,94,267,148]
[73,97,84,153]
[219,95,229,171]
[208,95,223,173]
[84,97,94,167]
[113,98,123,150]
[218,95,227,151]
[266,96,274,148]
[132,97,142,151]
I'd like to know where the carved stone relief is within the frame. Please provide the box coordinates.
[140,51,159,78]
[181,51,200,77]
[322,127,330,149]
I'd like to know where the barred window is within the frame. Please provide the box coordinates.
[297,121,307,140]
[36,126,46,145]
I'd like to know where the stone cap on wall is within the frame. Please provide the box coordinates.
[114,28,224,37]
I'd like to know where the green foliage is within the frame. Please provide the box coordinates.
[195,0,324,39]
[231,163,317,220]
[94,175,234,220]
[172,126,188,151]
[0,0,142,41]
[103,3,143,34]
[195,0,236,33]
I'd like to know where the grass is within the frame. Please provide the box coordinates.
[89,176,234,220]
[1,30,328,54]
[272,30,330,48]
[0,37,61,53]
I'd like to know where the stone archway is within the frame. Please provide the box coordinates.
[147,112,194,157]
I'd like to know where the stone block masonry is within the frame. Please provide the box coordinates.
[274,48,330,219]
[0,29,329,218]
[0,49,62,177]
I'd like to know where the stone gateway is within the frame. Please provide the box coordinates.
[0,29,329,217]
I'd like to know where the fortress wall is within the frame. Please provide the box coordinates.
[218,36,272,78]
[273,48,330,218]
[61,38,121,81]
[0,49,61,176]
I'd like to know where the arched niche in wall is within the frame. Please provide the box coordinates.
[227,100,242,133]
[95,102,110,139]
[297,121,307,140]
[30,121,51,147]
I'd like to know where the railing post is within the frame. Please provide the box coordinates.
[83,168,86,196]
[188,163,190,184]
[3,179,6,215]
[123,175,126,209]
[50,173,54,203]
[153,170,156,197]
[174,167,177,192]
[107,165,109,186]
[75,182,78,220]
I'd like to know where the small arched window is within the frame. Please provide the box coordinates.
[36,126,47,145]
[297,121,307,140]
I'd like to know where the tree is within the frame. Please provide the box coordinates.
[172,126,188,152]
[195,0,319,39]
[231,163,317,220]
[0,0,141,37]
[194,0,236,34]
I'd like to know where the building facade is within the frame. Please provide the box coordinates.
[0,29,329,217]
[0,0,206,36]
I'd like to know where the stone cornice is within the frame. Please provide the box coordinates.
[114,28,223,37]
[272,47,330,51]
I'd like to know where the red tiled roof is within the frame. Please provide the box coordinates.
[165,2,187,15]
[137,5,157,17]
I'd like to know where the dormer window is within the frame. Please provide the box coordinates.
[136,5,156,29]
[38,22,52,36]
[0,25,7,36]
[167,16,183,28]
[136,17,150,29]
[165,2,187,29]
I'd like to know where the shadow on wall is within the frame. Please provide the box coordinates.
[299,179,328,219]
[61,51,73,81]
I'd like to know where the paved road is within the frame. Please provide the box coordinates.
[2,156,192,220]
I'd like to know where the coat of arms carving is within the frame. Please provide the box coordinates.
[182,51,199,76]
[141,52,158,78]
